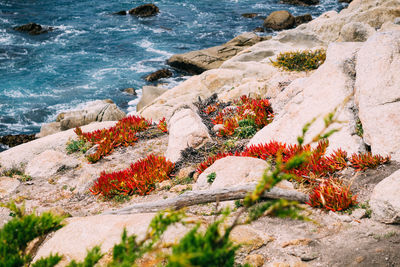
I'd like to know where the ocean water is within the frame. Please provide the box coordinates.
[0,0,347,136]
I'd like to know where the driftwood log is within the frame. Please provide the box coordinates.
[103,182,308,215]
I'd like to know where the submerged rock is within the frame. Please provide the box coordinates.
[13,23,53,35]
[0,134,35,148]
[123,87,137,95]
[144,68,173,82]
[241,13,259,19]
[280,0,319,5]
[128,4,159,17]
[263,11,295,30]
[295,14,313,26]
[113,10,127,15]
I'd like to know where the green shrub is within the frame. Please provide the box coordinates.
[271,49,326,72]
[0,202,64,267]
[66,139,91,154]
[207,172,216,183]
[167,214,240,267]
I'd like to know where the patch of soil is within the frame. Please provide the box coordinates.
[349,161,400,203]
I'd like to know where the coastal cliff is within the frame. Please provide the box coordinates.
[1,0,400,266]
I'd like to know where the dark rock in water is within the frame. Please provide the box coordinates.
[144,69,173,82]
[128,4,159,17]
[253,27,265,33]
[280,0,319,6]
[0,134,36,148]
[295,14,313,26]
[263,10,295,30]
[113,10,127,15]
[123,87,137,95]
[338,0,352,3]
[13,23,53,35]
[241,13,259,19]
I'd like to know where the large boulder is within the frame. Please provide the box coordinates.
[276,0,400,44]
[355,31,400,161]
[33,214,155,264]
[25,150,79,179]
[136,86,168,112]
[167,32,267,74]
[194,156,269,190]
[166,107,211,162]
[263,11,295,30]
[370,169,400,224]
[0,121,117,171]
[249,42,365,155]
[37,100,125,138]
[33,213,199,265]
[13,23,53,35]
[128,4,159,17]
[0,177,20,198]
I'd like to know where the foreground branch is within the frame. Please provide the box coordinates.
[103,183,308,215]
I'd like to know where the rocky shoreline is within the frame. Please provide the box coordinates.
[1,0,400,266]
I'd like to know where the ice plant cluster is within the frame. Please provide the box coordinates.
[196,140,390,211]
[157,117,168,133]
[271,49,326,72]
[90,154,175,199]
[349,152,390,171]
[307,178,357,212]
[75,115,152,162]
[206,95,274,137]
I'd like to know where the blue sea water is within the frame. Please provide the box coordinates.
[0,0,346,136]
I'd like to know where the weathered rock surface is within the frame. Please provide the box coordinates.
[370,169,400,224]
[338,22,376,42]
[167,32,267,74]
[36,122,61,138]
[144,68,173,82]
[355,31,400,161]
[249,42,364,155]
[264,11,295,30]
[166,107,211,162]
[13,23,53,35]
[194,156,269,190]
[140,38,315,122]
[278,0,400,44]
[58,100,125,131]
[0,121,116,171]
[136,86,168,112]
[25,150,79,179]
[128,4,159,17]
[37,100,125,138]
[33,214,155,264]
[0,177,20,198]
